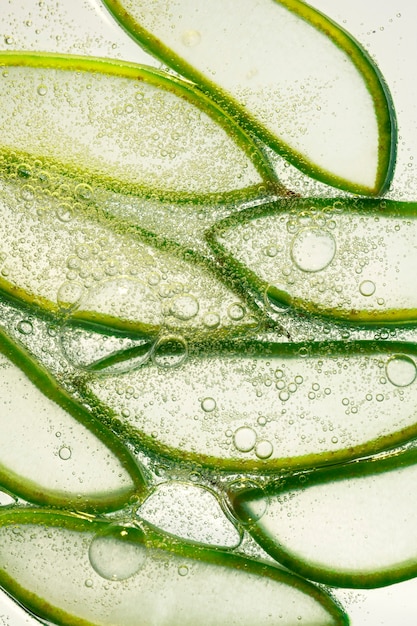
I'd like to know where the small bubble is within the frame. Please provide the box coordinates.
[359,280,376,297]
[16,320,33,335]
[291,228,336,272]
[201,397,216,412]
[85,579,93,588]
[37,85,47,96]
[228,303,245,321]
[20,185,35,201]
[178,564,189,576]
[170,294,199,320]
[233,426,257,452]
[203,311,220,328]
[89,525,146,581]
[58,446,71,461]
[147,271,160,286]
[153,336,187,369]
[255,440,273,459]
[57,282,84,312]
[386,355,417,387]
[75,183,93,201]
[264,245,278,257]
[56,203,73,222]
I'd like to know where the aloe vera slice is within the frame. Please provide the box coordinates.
[208,197,417,324]
[0,328,145,511]
[0,509,348,626]
[0,163,258,339]
[233,448,417,589]
[77,339,417,471]
[0,52,277,203]
[101,0,396,195]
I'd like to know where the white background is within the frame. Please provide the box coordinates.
[0,1,416,624]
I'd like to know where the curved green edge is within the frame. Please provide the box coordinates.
[0,51,282,202]
[0,175,265,340]
[0,508,349,626]
[207,196,417,327]
[233,447,417,589]
[0,325,147,511]
[78,339,417,472]
[101,0,396,196]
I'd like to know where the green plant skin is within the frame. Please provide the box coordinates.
[0,508,350,626]
[76,339,417,473]
[233,448,417,589]
[100,0,396,196]
[0,325,147,511]
[207,196,417,326]
[0,52,282,203]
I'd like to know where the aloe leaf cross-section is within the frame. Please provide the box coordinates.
[78,339,417,471]
[0,509,349,626]
[233,448,417,589]
[208,197,417,325]
[0,156,259,339]
[101,0,396,195]
[0,328,145,511]
[0,52,277,203]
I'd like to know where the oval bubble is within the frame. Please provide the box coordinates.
[386,355,417,388]
[291,228,336,272]
[89,524,146,581]
[152,335,188,369]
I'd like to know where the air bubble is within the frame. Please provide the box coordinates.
[291,228,336,272]
[170,294,199,320]
[75,183,93,201]
[255,440,273,459]
[153,335,187,369]
[203,311,220,328]
[58,446,71,461]
[386,355,417,387]
[37,85,47,96]
[56,203,73,222]
[201,397,216,412]
[89,525,146,581]
[233,426,257,452]
[16,320,33,335]
[57,282,84,312]
[178,565,189,576]
[228,303,245,321]
[264,245,278,257]
[359,280,376,297]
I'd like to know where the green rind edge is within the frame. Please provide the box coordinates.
[233,447,417,589]
[0,325,147,511]
[0,508,349,626]
[207,196,417,326]
[0,51,282,203]
[78,339,417,472]
[100,0,397,196]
